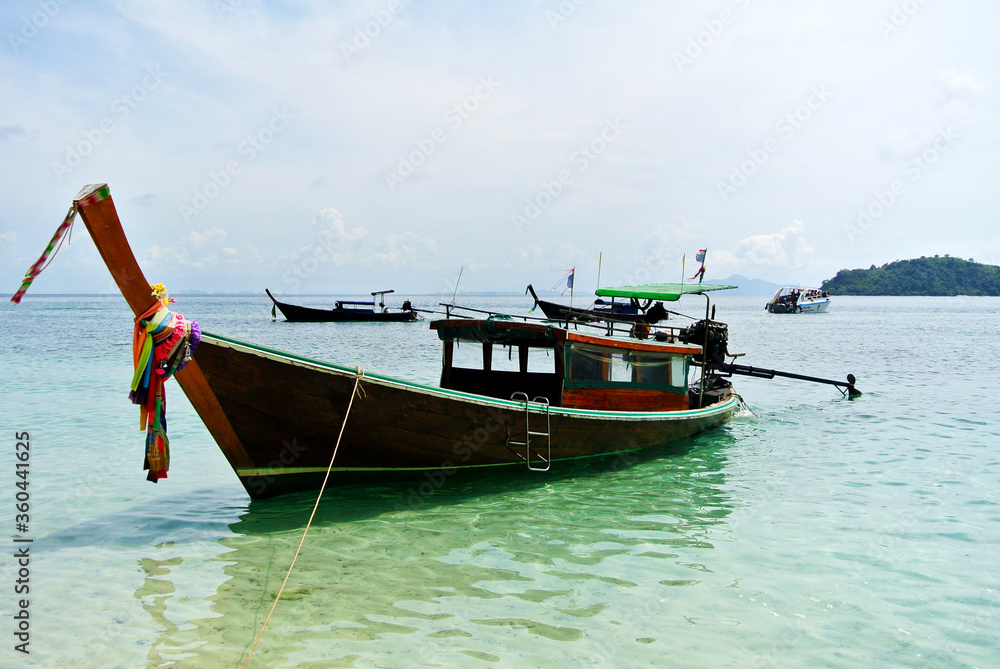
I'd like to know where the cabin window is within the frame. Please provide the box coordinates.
[564,343,687,392]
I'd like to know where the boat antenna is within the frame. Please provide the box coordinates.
[450,266,463,306]
[595,251,602,290]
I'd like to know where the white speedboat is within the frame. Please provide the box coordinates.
[765,287,831,314]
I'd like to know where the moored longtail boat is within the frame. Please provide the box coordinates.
[265,288,418,322]
[20,184,751,500]
[525,283,670,325]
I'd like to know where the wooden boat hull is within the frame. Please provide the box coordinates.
[526,284,662,324]
[535,299,641,323]
[271,299,418,322]
[196,333,739,499]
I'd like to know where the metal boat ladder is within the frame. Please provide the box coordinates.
[507,393,551,471]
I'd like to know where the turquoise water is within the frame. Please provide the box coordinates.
[1,294,998,667]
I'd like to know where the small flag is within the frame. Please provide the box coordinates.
[551,268,575,296]
[688,248,707,283]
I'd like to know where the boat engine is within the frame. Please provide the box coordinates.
[681,319,730,366]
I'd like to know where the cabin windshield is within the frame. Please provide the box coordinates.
[432,317,698,411]
[565,343,688,393]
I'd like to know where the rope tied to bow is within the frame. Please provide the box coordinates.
[240,367,366,668]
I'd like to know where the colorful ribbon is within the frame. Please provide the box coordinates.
[129,293,200,482]
[9,185,110,303]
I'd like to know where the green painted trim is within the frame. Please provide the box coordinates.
[238,462,516,476]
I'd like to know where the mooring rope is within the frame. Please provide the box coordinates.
[240,366,366,668]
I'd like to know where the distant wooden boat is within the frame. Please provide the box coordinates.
[525,284,669,324]
[765,286,831,314]
[265,288,418,322]
[20,185,859,501]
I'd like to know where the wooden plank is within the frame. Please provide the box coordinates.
[561,387,688,412]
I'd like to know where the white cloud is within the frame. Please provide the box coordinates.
[882,68,989,160]
[934,69,988,105]
[0,230,16,256]
[145,227,227,269]
[715,220,815,277]
[366,231,438,270]
[272,208,437,292]
[144,228,265,275]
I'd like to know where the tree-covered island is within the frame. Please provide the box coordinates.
[821,256,1000,296]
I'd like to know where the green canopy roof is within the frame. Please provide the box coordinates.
[595,282,737,302]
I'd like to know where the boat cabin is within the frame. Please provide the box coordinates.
[430,318,702,412]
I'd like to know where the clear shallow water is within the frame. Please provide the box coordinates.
[1,294,998,668]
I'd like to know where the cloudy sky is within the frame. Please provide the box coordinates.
[2,0,996,296]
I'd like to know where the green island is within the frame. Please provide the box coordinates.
[821,256,1000,296]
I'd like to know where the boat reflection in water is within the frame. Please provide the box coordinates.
[137,432,738,667]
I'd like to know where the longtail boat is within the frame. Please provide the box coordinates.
[525,283,669,324]
[265,288,418,322]
[14,185,859,500]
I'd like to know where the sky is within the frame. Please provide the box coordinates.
[1,0,997,296]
